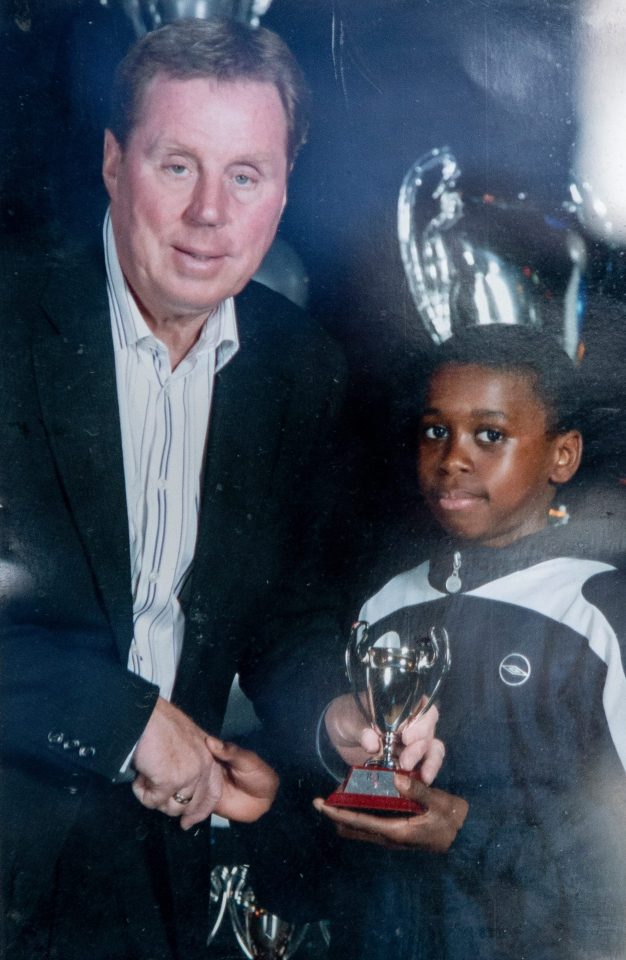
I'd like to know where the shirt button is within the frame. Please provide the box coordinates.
[148,571,159,583]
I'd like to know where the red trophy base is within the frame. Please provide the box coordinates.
[325,765,426,816]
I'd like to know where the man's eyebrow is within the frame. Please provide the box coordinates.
[146,140,196,158]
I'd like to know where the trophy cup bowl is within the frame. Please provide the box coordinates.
[326,622,450,815]
[228,864,308,960]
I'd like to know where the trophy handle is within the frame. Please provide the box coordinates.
[227,865,255,960]
[206,864,231,947]
[346,621,373,725]
[397,146,462,345]
[413,626,451,722]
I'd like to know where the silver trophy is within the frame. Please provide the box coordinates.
[397,146,587,360]
[326,622,450,815]
[121,0,273,35]
[228,864,308,959]
[206,864,231,947]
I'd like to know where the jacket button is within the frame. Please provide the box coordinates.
[47,731,64,745]
[78,746,96,758]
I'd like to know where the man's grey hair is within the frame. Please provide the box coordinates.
[108,17,310,166]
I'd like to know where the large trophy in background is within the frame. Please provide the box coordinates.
[206,864,310,958]
[326,622,450,815]
[120,0,273,35]
[228,865,309,960]
[397,147,587,360]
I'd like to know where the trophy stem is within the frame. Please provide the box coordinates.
[381,732,396,769]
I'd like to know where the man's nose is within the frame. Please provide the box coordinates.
[438,435,473,474]
[185,174,228,227]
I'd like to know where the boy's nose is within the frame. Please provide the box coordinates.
[438,437,473,474]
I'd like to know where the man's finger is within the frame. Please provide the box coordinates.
[179,758,223,829]
[132,774,173,811]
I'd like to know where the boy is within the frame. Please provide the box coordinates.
[318,325,626,960]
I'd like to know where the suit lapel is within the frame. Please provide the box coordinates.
[33,248,133,661]
[173,285,291,702]
[32,263,292,693]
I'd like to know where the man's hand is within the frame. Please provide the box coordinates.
[132,697,223,830]
[324,693,444,783]
[313,775,468,853]
[206,736,279,823]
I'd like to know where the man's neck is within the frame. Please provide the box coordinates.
[143,313,208,371]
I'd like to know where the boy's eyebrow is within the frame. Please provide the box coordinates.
[421,406,509,420]
[471,408,508,420]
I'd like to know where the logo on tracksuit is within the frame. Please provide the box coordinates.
[499,653,531,686]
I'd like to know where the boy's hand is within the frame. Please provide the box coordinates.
[324,693,444,783]
[205,736,279,824]
[313,775,468,853]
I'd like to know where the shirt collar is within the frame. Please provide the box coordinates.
[103,208,239,371]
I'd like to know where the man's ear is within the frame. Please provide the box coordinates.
[102,129,122,200]
[550,430,583,485]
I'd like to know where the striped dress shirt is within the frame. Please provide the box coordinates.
[104,211,239,701]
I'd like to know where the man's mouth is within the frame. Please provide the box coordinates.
[174,246,227,262]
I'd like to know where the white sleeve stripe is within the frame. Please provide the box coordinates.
[359,560,444,623]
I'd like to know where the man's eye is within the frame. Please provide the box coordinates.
[423,425,448,440]
[233,173,256,187]
[476,428,504,443]
[166,164,189,177]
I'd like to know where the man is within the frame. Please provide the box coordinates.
[0,18,346,959]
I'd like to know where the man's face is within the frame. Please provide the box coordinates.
[103,74,289,327]
[417,364,580,548]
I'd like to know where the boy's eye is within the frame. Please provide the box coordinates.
[476,428,505,444]
[423,424,448,440]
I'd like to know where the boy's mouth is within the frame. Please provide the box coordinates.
[433,489,487,511]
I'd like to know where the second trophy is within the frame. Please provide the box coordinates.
[326,621,450,815]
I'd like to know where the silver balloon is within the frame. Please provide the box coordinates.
[398,147,587,360]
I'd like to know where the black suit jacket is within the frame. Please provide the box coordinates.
[0,239,346,945]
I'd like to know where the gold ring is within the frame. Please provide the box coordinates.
[173,792,192,805]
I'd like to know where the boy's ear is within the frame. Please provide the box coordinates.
[550,430,583,485]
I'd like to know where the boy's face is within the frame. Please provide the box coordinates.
[417,363,582,548]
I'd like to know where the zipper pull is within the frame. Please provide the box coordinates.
[445,550,462,593]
